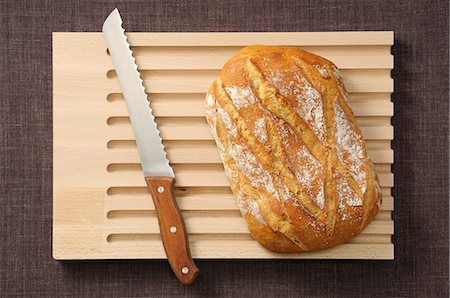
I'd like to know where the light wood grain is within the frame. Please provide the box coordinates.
[129,45,393,70]
[125,32,394,46]
[53,32,394,260]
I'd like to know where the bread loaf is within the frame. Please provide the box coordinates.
[205,46,382,252]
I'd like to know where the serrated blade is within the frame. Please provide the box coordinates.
[102,9,173,177]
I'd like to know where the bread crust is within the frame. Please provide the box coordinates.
[205,46,382,252]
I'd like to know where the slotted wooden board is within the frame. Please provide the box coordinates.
[53,32,394,260]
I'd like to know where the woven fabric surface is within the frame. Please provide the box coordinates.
[0,0,448,297]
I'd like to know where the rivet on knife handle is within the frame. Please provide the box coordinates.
[146,176,199,285]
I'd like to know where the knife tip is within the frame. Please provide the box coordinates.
[103,8,122,33]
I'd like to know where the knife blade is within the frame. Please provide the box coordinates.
[102,8,198,285]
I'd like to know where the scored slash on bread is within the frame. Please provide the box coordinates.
[205,46,382,253]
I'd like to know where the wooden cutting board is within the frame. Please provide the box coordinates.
[53,32,394,260]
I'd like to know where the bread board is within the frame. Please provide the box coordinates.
[53,32,394,260]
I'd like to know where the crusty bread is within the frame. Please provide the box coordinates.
[205,46,382,252]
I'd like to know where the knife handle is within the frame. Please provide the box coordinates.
[145,176,199,285]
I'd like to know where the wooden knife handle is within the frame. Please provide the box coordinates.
[145,176,199,285]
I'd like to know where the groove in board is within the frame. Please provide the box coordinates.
[106,209,392,221]
[106,92,393,102]
[107,115,392,127]
[106,139,393,150]
[109,209,391,220]
[105,147,394,164]
[107,69,394,93]
[107,115,393,127]
[106,93,393,117]
[106,162,391,174]
[105,167,394,188]
[107,233,392,245]
[104,193,394,212]
[106,185,392,198]
[104,215,394,235]
[106,120,394,141]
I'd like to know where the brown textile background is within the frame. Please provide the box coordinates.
[0,0,448,297]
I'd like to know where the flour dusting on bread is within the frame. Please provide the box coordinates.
[237,193,266,224]
[334,171,363,208]
[228,141,278,200]
[276,118,325,209]
[295,145,325,209]
[270,71,327,144]
[334,103,367,193]
[224,86,269,145]
[217,103,237,138]
[225,86,257,110]
[313,64,330,79]
[252,117,268,144]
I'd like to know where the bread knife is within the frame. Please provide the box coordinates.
[102,8,198,285]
